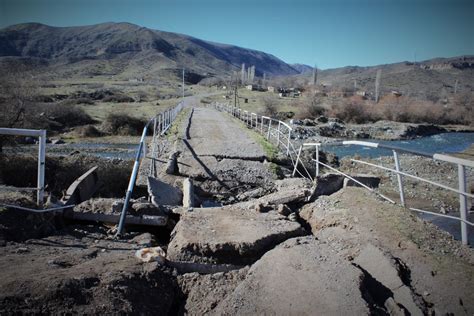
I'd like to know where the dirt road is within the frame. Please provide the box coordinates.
[174,107,275,197]
[183,107,266,159]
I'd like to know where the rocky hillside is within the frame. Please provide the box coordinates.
[314,56,474,100]
[0,22,298,81]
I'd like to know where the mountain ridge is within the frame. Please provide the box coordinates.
[0,22,299,80]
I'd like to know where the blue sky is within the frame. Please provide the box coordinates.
[0,0,472,69]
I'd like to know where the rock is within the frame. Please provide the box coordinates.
[165,152,179,175]
[131,202,164,216]
[277,204,292,216]
[316,115,328,123]
[302,118,315,126]
[135,246,166,264]
[51,138,65,145]
[167,206,305,267]
[343,174,380,189]
[131,233,156,247]
[74,198,123,214]
[288,212,298,222]
[213,236,370,314]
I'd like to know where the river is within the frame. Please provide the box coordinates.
[324,132,474,158]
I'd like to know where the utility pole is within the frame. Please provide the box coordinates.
[312,64,318,85]
[375,69,382,103]
[182,68,185,101]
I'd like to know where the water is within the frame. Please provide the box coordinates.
[418,212,474,246]
[323,132,474,246]
[323,132,474,158]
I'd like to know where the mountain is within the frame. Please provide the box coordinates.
[0,22,299,82]
[291,63,313,74]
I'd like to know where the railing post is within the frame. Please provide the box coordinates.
[261,118,264,134]
[37,130,46,207]
[277,121,281,146]
[292,145,303,177]
[315,144,319,177]
[267,120,272,140]
[458,164,468,245]
[117,125,148,236]
[286,129,291,156]
[393,150,406,207]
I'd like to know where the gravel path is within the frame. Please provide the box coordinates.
[183,107,266,159]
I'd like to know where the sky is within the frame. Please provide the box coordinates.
[0,0,473,69]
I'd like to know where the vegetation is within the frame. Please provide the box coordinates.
[103,113,147,136]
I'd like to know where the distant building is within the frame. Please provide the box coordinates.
[246,84,265,91]
[267,86,276,93]
[356,91,367,97]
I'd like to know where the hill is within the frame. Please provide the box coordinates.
[0,22,298,82]
[312,56,474,100]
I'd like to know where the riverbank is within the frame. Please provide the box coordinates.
[292,118,474,142]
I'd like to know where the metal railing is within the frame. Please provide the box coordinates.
[214,102,313,180]
[293,140,474,245]
[116,101,185,236]
[0,128,46,206]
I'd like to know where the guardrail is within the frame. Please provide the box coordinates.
[116,101,185,235]
[294,140,474,245]
[0,128,46,206]
[214,102,313,180]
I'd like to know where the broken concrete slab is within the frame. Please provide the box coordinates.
[73,198,122,214]
[354,244,423,316]
[213,236,370,315]
[62,166,99,205]
[178,156,275,185]
[166,206,305,267]
[312,173,344,197]
[147,177,182,206]
[343,174,380,188]
[177,268,249,315]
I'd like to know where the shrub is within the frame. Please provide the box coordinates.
[74,125,103,137]
[41,104,95,129]
[103,113,147,136]
[295,93,326,119]
[262,95,278,117]
[102,94,135,103]
[330,96,375,123]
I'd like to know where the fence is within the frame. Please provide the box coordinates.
[116,101,185,235]
[0,128,46,207]
[214,102,313,180]
[292,140,474,245]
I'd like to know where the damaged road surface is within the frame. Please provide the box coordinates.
[171,107,277,198]
[1,105,474,314]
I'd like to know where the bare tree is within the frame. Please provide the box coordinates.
[241,63,246,85]
[375,69,382,103]
[311,64,318,85]
[249,66,255,83]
